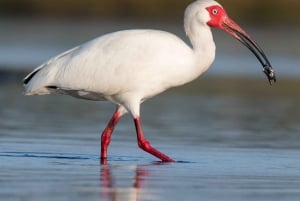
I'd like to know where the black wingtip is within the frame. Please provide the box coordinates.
[23,69,40,85]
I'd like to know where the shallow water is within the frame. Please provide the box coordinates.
[1,149,300,201]
[1,17,300,201]
[1,78,300,201]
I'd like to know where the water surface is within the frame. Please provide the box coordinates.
[1,18,300,201]
[1,78,300,201]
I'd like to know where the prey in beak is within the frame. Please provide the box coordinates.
[206,5,276,84]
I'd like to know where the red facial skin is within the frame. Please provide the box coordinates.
[205,5,253,47]
[206,5,228,28]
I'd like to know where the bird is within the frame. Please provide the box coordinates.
[23,0,276,163]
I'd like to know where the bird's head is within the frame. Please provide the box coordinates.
[186,0,276,84]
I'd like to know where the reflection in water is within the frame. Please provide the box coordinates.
[100,165,152,201]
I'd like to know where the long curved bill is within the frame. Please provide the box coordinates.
[222,17,276,85]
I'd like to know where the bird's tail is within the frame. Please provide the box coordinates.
[23,64,54,96]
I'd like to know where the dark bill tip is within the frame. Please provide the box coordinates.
[222,18,277,85]
[263,64,277,85]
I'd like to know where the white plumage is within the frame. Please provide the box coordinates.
[23,0,274,163]
[25,30,205,101]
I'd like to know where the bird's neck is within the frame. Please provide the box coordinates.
[185,22,216,75]
[186,23,216,55]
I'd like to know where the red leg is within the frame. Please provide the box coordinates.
[101,107,122,163]
[134,117,175,162]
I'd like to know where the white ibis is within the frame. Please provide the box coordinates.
[23,0,276,163]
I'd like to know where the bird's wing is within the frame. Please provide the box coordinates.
[23,46,80,95]
[23,30,193,99]
[23,46,79,85]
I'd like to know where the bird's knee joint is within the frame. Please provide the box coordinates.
[138,140,151,151]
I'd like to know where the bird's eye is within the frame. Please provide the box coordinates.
[212,9,218,15]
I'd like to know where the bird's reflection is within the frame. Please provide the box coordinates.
[100,164,151,201]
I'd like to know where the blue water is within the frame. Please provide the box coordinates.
[1,145,300,201]
[1,18,300,201]
[1,79,300,200]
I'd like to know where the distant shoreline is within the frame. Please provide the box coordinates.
[0,0,299,25]
[0,68,28,83]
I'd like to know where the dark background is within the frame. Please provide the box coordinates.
[0,0,299,25]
